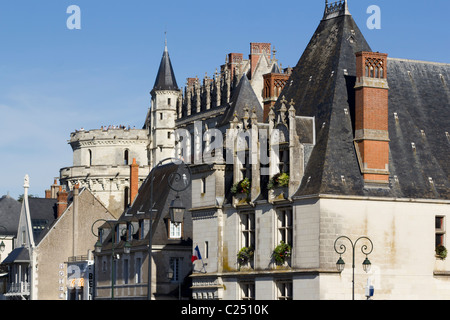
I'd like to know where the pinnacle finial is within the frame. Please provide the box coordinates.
[164,31,168,52]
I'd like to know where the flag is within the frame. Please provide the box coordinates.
[191,245,202,263]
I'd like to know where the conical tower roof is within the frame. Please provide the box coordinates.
[153,41,179,91]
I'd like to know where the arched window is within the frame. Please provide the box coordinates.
[124,150,129,165]
[88,149,93,166]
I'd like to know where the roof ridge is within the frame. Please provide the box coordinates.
[388,57,450,67]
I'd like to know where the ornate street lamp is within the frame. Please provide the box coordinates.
[0,226,8,253]
[334,235,373,300]
[169,195,186,225]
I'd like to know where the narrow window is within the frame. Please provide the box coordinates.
[124,187,130,209]
[160,113,163,120]
[169,257,180,281]
[135,257,142,283]
[277,281,293,300]
[240,282,255,300]
[123,259,129,284]
[436,216,445,247]
[168,98,172,106]
[201,177,206,194]
[241,211,255,249]
[124,150,129,165]
[139,219,145,240]
[88,149,93,166]
[205,241,209,259]
[277,208,293,246]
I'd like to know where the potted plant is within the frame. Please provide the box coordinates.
[231,178,251,202]
[268,173,289,201]
[272,241,291,266]
[436,245,448,260]
[237,246,254,268]
[267,172,289,190]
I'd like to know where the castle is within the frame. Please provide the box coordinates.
[57,0,450,300]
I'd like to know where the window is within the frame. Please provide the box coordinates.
[241,211,255,249]
[139,219,145,240]
[169,257,181,282]
[169,221,182,239]
[123,259,129,284]
[160,112,163,120]
[124,187,130,209]
[436,216,445,247]
[277,208,293,246]
[168,98,172,106]
[127,222,134,241]
[135,258,142,283]
[88,149,93,166]
[240,282,255,300]
[201,177,206,194]
[124,150,129,165]
[278,146,290,174]
[276,281,292,300]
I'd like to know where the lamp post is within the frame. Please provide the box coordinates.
[147,158,191,300]
[334,235,373,300]
[91,219,134,300]
[0,226,7,254]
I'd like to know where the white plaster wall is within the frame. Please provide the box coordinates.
[318,197,450,300]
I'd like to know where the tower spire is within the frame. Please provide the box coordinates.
[152,33,179,92]
[164,31,168,52]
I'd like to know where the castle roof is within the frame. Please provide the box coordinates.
[153,43,179,91]
[276,1,450,200]
[0,195,21,236]
[219,74,263,127]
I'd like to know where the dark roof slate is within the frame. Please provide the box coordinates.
[0,195,21,236]
[153,46,179,91]
[275,10,450,200]
[219,74,263,127]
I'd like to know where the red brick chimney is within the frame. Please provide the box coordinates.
[130,158,139,205]
[249,43,271,79]
[56,186,68,218]
[262,72,290,122]
[354,51,390,185]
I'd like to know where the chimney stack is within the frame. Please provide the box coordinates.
[56,186,68,218]
[249,43,271,79]
[130,158,139,205]
[354,51,390,186]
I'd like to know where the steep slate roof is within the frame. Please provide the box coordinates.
[99,162,192,250]
[0,195,21,236]
[219,74,263,127]
[28,197,58,244]
[275,3,450,200]
[153,44,179,91]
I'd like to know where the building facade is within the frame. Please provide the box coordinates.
[2,176,115,300]
[186,1,450,300]
[53,0,450,300]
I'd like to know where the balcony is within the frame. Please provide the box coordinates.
[5,281,30,297]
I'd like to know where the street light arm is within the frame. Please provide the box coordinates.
[334,235,353,255]
[355,236,373,256]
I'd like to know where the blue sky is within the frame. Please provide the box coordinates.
[0,0,448,199]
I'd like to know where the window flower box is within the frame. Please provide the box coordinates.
[272,241,291,267]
